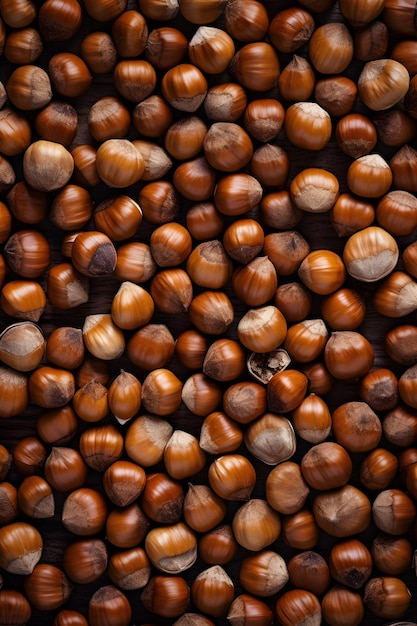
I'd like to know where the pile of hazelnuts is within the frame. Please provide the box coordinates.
[0,0,417,625]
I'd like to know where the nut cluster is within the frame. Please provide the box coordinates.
[0,0,417,625]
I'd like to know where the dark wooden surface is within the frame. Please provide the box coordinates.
[0,0,417,624]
